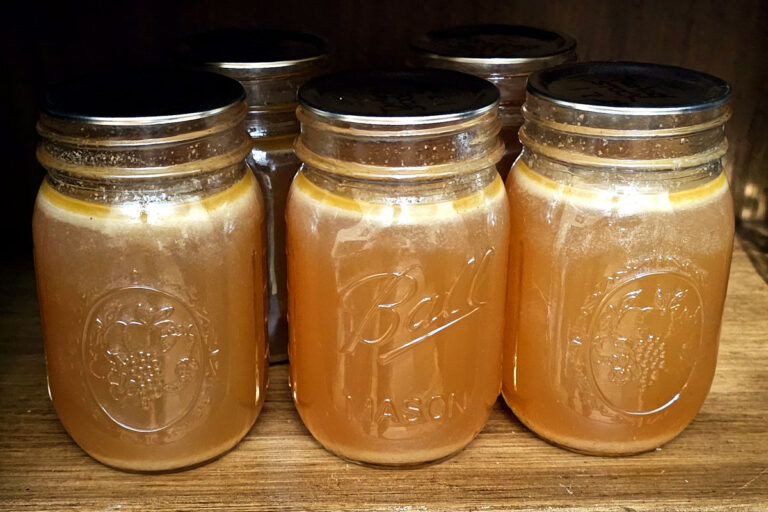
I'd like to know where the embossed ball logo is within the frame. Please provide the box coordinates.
[82,286,205,432]
[587,272,703,415]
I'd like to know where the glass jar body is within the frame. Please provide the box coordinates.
[34,164,267,471]
[287,164,509,465]
[502,144,734,454]
[33,108,268,471]
[497,111,523,178]
[412,56,574,181]
[489,73,526,180]
[221,53,328,363]
[249,134,302,362]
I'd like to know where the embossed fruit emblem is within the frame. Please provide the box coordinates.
[82,286,209,432]
[588,271,703,415]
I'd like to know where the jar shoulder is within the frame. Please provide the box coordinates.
[287,170,509,225]
[34,170,263,233]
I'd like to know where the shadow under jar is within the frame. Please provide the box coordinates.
[179,28,329,363]
[287,69,510,466]
[410,24,576,181]
[33,71,268,471]
[502,62,735,455]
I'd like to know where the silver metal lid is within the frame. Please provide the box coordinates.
[178,28,328,77]
[527,61,731,115]
[411,25,576,69]
[178,28,329,137]
[298,68,500,125]
[40,70,246,125]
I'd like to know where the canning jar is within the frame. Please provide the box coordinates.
[287,69,510,466]
[33,71,267,471]
[502,62,734,455]
[410,24,576,180]
[180,28,329,362]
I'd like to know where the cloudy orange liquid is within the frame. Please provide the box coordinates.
[502,160,734,454]
[287,171,509,465]
[33,169,267,471]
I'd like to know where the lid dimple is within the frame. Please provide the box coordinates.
[527,62,731,113]
[179,28,328,65]
[411,24,575,60]
[41,70,246,123]
[298,68,499,122]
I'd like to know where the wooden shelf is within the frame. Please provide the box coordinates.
[1,243,766,511]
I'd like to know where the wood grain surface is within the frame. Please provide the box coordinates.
[0,242,766,512]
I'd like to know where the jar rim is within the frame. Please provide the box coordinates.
[40,70,246,126]
[410,24,576,65]
[527,61,731,115]
[298,68,500,125]
[178,28,328,71]
[299,101,498,126]
[206,55,328,72]
[295,104,504,179]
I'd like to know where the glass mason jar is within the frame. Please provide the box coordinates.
[287,69,510,466]
[33,71,268,471]
[410,24,576,180]
[502,62,734,455]
[180,28,329,362]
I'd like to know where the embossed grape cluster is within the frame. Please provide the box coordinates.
[631,334,666,393]
[108,349,164,409]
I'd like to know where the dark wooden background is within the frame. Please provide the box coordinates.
[2,0,767,260]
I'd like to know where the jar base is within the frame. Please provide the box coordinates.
[534,435,661,457]
[69,407,261,473]
[306,424,485,468]
[88,440,240,474]
[501,390,680,456]
[321,441,471,469]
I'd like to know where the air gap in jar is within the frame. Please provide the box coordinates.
[288,69,510,466]
[503,62,734,455]
[179,28,329,363]
[410,24,576,180]
[33,71,268,471]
